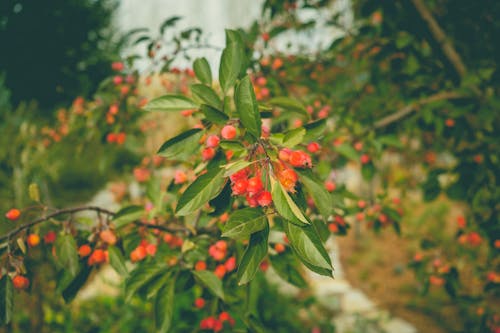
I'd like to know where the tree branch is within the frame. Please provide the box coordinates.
[373,91,463,129]
[411,0,467,79]
[0,206,115,243]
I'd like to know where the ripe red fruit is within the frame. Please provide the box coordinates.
[261,32,270,42]
[44,231,57,244]
[247,177,263,194]
[5,208,21,221]
[221,125,237,140]
[174,170,187,184]
[78,244,92,257]
[278,168,298,192]
[357,200,366,209]
[100,229,117,245]
[360,154,370,164]
[328,223,339,233]
[27,234,40,247]
[206,135,220,148]
[195,260,207,271]
[12,275,29,290]
[274,243,285,253]
[257,191,272,206]
[146,243,157,256]
[278,148,292,162]
[354,142,363,151]
[324,181,336,192]
[202,147,216,161]
[111,61,124,71]
[219,311,235,326]
[88,249,106,265]
[245,193,259,207]
[109,104,119,115]
[307,142,321,153]
[214,265,227,279]
[231,179,248,195]
[130,246,147,262]
[289,150,312,168]
[229,168,248,182]
[116,132,126,145]
[194,298,205,309]
[113,75,123,85]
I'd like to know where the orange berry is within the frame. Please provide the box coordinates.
[195,261,207,271]
[100,229,117,245]
[5,208,21,221]
[214,264,226,279]
[274,243,285,253]
[27,234,40,247]
[78,244,92,257]
[12,275,29,290]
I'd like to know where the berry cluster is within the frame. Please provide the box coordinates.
[229,169,272,207]
[199,312,235,332]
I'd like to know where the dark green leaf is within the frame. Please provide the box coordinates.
[157,128,204,160]
[282,128,306,148]
[175,167,227,216]
[61,264,93,303]
[298,170,332,219]
[222,208,267,240]
[238,225,269,285]
[378,135,404,148]
[284,222,333,277]
[270,177,310,226]
[144,94,198,112]
[160,16,182,34]
[200,105,229,125]
[235,76,262,140]
[269,253,307,288]
[155,278,176,333]
[55,234,79,277]
[125,264,169,302]
[193,270,224,300]
[303,119,327,142]
[193,57,212,85]
[0,276,13,325]
[191,84,222,110]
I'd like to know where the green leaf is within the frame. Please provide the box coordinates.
[222,208,267,240]
[61,264,93,303]
[125,264,169,303]
[200,105,229,125]
[55,234,79,277]
[268,97,309,117]
[160,16,182,34]
[335,144,359,161]
[378,135,404,148]
[284,222,333,277]
[270,177,310,226]
[157,128,204,160]
[112,205,144,228]
[155,278,176,333]
[303,119,327,142]
[282,128,306,148]
[269,252,307,288]
[193,57,212,85]
[219,30,245,93]
[237,225,269,285]
[220,140,246,153]
[297,170,333,219]
[235,76,262,140]
[193,270,225,300]
[108,246,129,276]
[175,167,227,216]
[0,276,13,325]
[144,94,198,112]
[191,84,222,110]
[222,159,252,178]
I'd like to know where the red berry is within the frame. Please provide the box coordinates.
[78,244,92,257]
[360,154,370,164]
[206,135,220,148]
[221,125,237,140]
[289,150,312,168]
[146,244,157,256]
[224,256,237,271]
[12,275,29,290]
[214,265,227,279]
[5,208,21,221]
[324,181,336,192]
[100,229,117,245]
[257,191,272,206]
[202,147,216,161]
[247,177,263,195]
[113,75,123,85]
[245,193,259,207]
[307,142,321,153]
[111,62,124,71]
[130,246,147,263]
[229,168,248,182]
[194,298,205,309]
[88,249,106,265]
[231,179,248,195]
[274,243,285,253]
[195,261,207,271]
[44,231,57,244]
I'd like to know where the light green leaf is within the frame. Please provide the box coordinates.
[282,128,306,148]
[55,234,79,277]
[222,159,252,178]
[191,84,222,110]
[269,252,307,288]
[222,208,267,240]
[144,94,198,112]
[303,119,327,142]
[219,30,245,93]
[175,167,227,216]
[193,270,225,300]
[297,170,333,219]
[157,128,204,160]
[270,177,310,226]
[108,246,129,276]
[284,222,333,277]
[335,144,359,161]
[235,76,262,140]
[155,278,176,333]
[193,57,212,85]
[268,97,309,117]
[112,205,144,229]
[237,225,269,285]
